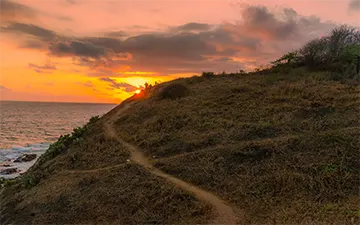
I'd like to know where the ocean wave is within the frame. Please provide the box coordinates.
[0,142,50,179]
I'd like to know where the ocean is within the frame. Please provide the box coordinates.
[0,101,116,179]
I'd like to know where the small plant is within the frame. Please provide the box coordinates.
[89,115,100,124]
[22,173,41,188]
[322,164,338,173]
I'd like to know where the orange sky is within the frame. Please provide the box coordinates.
[0,0,359,103]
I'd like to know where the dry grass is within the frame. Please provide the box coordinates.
[1,69,359,224]
[113,70,360,224]
[0,121,212,224]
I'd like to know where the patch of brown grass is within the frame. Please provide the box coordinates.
[113,71,360,224]
[0,121,212,224]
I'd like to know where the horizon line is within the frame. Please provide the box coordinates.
[0,99,118,105]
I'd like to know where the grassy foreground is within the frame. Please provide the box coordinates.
[0,119,212,224]
[1,24,359,224]
[114,68,360,224]
[1,66,359,224]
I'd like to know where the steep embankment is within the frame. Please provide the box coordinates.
[104,103,238,224]
[0,112,213,224]
[1,69,359,224]
[113,70,360,224]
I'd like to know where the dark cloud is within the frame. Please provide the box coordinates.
[49,40,108,58]
[348,0,360,12]
[75,5,333,74]
[1,5,338,75]
[28,62,56,73]
[241,5,298,39]
[99,77,138,92]
[0,0,36,21]
[1,22,58,41]
[175,23,212,31]
[19,39,48,50]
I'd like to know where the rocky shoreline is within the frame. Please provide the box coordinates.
[0,153,39,179]
[0,143,50,180]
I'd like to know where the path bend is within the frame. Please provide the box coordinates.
[104,103,240,224]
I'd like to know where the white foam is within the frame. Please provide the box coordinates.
[0,142,50,179]
[11,146,32,152]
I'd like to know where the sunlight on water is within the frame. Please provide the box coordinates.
[0,101,116,178]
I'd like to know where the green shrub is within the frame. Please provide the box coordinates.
[157,83,190,100]
[272,25,359,77]
[22,114,102,188]
[89,115,100,124]
[22,173,41,188]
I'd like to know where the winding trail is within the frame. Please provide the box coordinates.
[103,103,240,225]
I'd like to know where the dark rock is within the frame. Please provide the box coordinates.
[0,168,18,175]
[14,154,37,163]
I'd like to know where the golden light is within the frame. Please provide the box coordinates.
[135,89,141,94]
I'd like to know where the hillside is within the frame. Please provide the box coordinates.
[1,66,359,224]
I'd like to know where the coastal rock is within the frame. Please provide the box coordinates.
[14,154,37,163]
[0,162,12,167]
[0,168,18,175]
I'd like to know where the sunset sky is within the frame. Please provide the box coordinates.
[0,0,359,103]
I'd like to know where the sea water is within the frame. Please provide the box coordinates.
[0,101,116,179]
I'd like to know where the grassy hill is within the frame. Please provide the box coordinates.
[0,119,212,224]
[1,67,359,224]
[116,69,360,224]
[1,25,360,224]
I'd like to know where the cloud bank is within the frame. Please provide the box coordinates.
[348,0,360,12]
[1,2,338,83]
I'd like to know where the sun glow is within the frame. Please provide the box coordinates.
[135,89,141,94]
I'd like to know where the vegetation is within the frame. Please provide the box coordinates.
[111,26,359,224]
[157,83,190,100]
[0,114,210,224]
[19,115,102,188]
[271,25,360,78]
[201,71,215,78]
[1,25,359,224]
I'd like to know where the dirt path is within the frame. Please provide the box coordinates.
[65,163,127,174]
[103,103,240,224]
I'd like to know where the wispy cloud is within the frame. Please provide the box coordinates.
[0,0,36,21]
[1,4,338,75]
[0,85,11,91]
[76,81,94,88]
[99,77,138,92]
[28,62,57,73]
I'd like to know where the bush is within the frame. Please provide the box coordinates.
[89,115,100,124]
[201,71,215,78]
[300,37,329,67]
[271,25,360,78]
[157,83,190,100]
